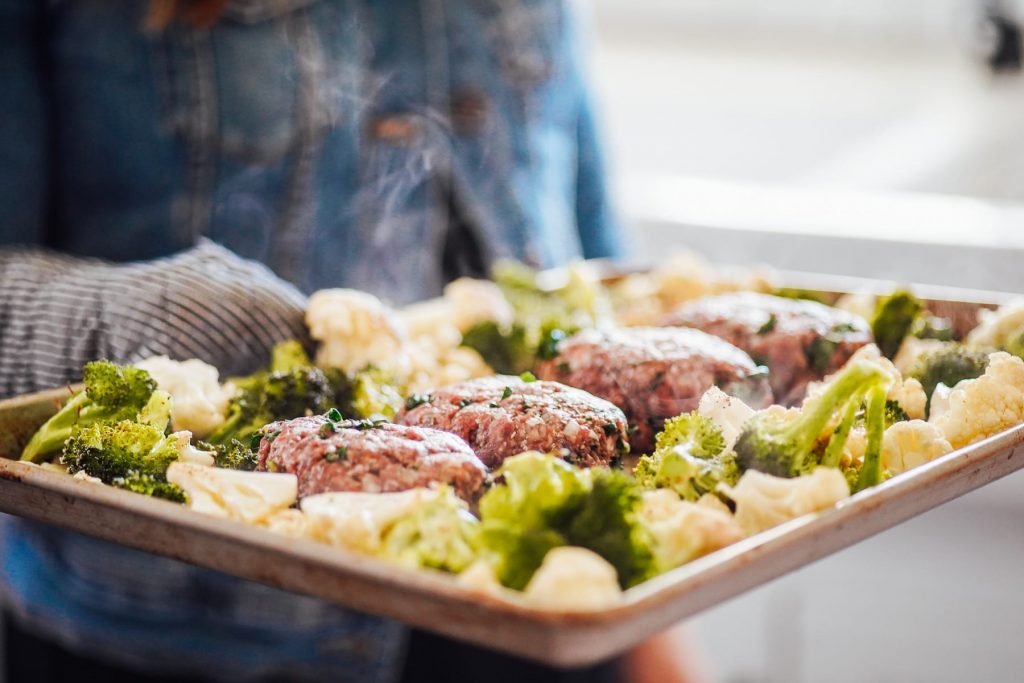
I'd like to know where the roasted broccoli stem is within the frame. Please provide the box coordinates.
[854,383,888,492]
[734,361,889,477]
[21,360,158,463]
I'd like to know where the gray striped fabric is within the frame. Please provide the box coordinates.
[0,239,310,398]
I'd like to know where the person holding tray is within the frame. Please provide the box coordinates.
[0,1,707,682]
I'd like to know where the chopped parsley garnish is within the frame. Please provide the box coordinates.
[458,398,473,409]
[501,386,514,400]
[250,432,264,450]
[326,407,343,423]
[324,446,348,463]
[757,314,777,335]
[404,393,432,410]
[536,328,567,360]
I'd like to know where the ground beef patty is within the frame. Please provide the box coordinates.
[256,415,487,501]
[535,327,773,454]
[395,376,630,468]
[661,292,872,406]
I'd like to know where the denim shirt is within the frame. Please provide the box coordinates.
[0,0,619,680]
[2,0,618,304]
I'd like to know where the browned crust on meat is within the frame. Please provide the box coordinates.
[257,416,487,501]
[395,376,630,468]
[535,326,772,454]
[660,292,872,405]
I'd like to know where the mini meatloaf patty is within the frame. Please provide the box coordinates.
[256,415,487,501]
[661,292,872,406]
[394,376,630,468]
[534,327,773,454]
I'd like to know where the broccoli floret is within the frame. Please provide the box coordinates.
[347,367,403,419]
[269,339,314,372]
[910,315,954,342]
[380,488,481,574]
[206,366,337,445]
[560,469,656,588]
[460,320,535,375]
[634,413,739,502]
[909,345,990,410]
[479,452,656,590]
[21,360,158,463]
[871,290,924,358]
[884,399,909,427]
[653,413,727,458]
[62,419,181,484]
[112,472,187,503]
[197,438,259,471]
[734,361,889,477]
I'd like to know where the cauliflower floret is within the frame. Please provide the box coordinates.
[306,289,410,376]
[456,560,508,596]
[443,277,514,332]
[834,290,877,322]
[697,386,755,450]
[523,547,622,610]
[260,509,312,539]
[637,489,743,570]
[134,356,235,438]
[966,299,1024,349]
[929,352,1024,449]
[881,420,952,475]
[168,431,215,467]
[300,489,436,554]
[718,468,850,537]
[166,462,298,524]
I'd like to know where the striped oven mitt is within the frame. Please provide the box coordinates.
[0,239,310,398]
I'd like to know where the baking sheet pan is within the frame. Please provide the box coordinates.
[1,275,1021,666]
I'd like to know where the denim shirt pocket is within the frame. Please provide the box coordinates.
[159,0,335,165]
[155,0,345,271]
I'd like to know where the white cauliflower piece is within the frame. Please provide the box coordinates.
[456,560,507,595]
[443,277,514,331]
[637,489,743,570]
[966,299,1024,349]
[697,386,755,450]
[134,356,235,438]
[72,470,102,484]
[718,468,850,537]
[881,420,952,475]
[300,489,437,555]
[523,547,622,610]
[306,289,410,376]
[166,462,297,525]
[834,290,876,322]
[168,431,215,467]
[928,382,954,422]
[259,509,312,539]
[929,352,1024,449]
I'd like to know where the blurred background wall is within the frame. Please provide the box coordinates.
[586,2,1024,681]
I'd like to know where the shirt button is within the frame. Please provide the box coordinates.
[370,114,424,145]
[451,90,490,134]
